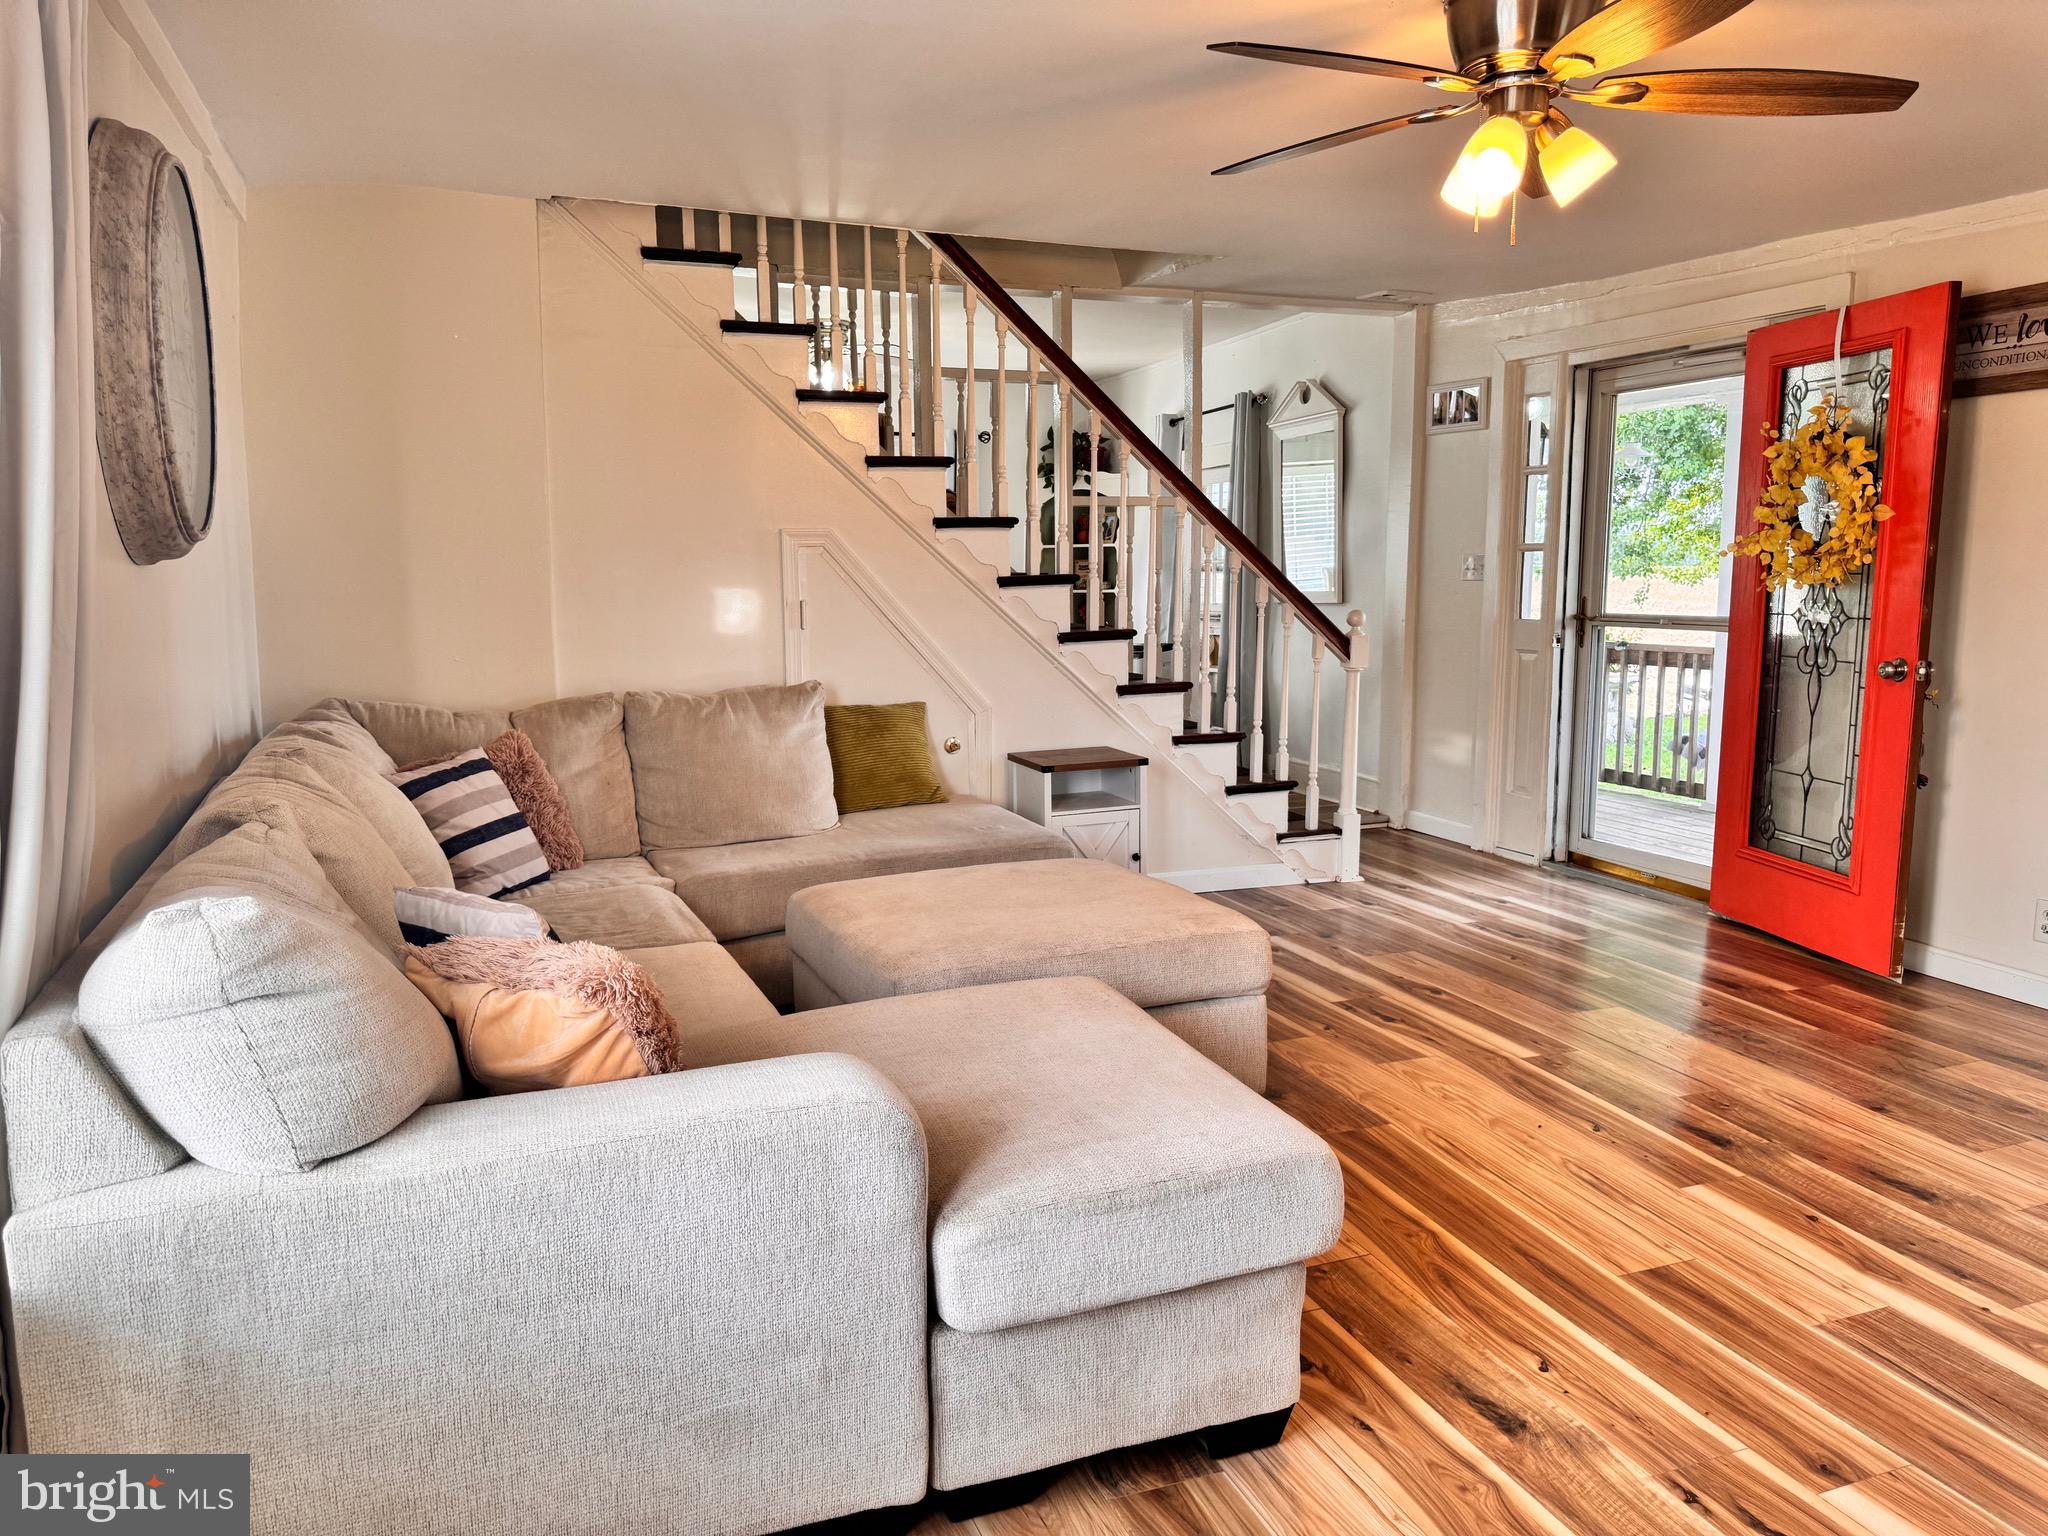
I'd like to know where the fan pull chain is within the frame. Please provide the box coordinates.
[1510,189,1519,247]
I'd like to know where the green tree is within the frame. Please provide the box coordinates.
[1608,403,1727,601]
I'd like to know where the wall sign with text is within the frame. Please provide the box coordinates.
[1953,283,2048,397]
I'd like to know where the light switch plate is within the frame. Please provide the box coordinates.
[1462,555,1485,582]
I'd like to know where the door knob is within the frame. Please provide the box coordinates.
[1875,657,1910,682]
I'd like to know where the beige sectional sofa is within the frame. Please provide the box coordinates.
[0,689,1343,1535]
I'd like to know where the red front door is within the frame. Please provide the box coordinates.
[1709,283,1958,977]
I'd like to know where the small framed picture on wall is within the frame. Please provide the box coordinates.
[1427,379,1489,434]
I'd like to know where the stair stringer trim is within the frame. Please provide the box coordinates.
[544,198,1318,882]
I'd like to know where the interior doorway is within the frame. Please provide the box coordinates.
[1563,348,1745,891]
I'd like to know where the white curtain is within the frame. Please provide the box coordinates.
[0,0,95,1032]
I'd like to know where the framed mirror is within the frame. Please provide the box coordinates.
[1267,379,1346,602]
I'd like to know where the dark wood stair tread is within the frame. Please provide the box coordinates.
[868,454,954,469]
[1226,778,1297,795]
[996,573,1076,588]
[640,245,742,267]
[1058,628,1137,643]
[1117,680,1191,696]
[933,516,1018,529]
[721,319,815,337]
[1278,824,1341,842]
[796,388,887,403]
[1174,728,1246,745]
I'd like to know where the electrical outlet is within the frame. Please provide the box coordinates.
[2035,899,2048,945]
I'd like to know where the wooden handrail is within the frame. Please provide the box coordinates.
[923,231,1350,660]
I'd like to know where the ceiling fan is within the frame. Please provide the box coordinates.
[1209,0,1918,228]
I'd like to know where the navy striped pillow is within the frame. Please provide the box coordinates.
[389,750,551,897]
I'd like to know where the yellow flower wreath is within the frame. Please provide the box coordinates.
[1726,393,1891,591]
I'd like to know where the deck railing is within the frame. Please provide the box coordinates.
[659,206,1366,868]
[1598,640,1715,800]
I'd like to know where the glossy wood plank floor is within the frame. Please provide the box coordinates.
[915,832,2048,1535]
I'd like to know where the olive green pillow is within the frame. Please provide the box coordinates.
[824,703,948,814]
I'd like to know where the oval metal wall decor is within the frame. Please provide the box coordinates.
[89,118,217,565]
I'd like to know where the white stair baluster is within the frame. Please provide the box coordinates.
[928,256,945,455]
[716,211,731,253]
[755,216,772,322]
[1248,580,1270,778]
[1274,607,1294,783]
[1175,505,1195,683]
[827,224,843,388]
[680,207,696,251]
[1055,378,1074,577]
[1144,498,1164,683]
[1117,451,1133,631]
[894,231,911,452]
[792,218,806,323]
[1024,352,1042,569]
[862,226,879,391]
[1306,635,1326,831]
[1085,414,1102,630]
[961,287,979,517]
[1222,548,1241,734]
[1338,610,1367,880]
[993,321,1009,525]
[1194,525,1214,731]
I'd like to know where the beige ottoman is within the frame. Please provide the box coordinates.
[785,859,1272,1088]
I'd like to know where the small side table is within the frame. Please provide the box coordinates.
[1007,747,1147,871]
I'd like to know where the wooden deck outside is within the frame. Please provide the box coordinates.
[1593,784,1717,867]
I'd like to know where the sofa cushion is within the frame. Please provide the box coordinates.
[788,859,1270,1008]
[683,976,1341,1333]
[625,941,782,1036]
[507,870,714,949]
[346,699,512,768]
[268,698,399,774]
[241,737,453,889]
[78,821,462,1174]
[510,693,640,860]
[625,681,838,849]
[647,800,1074,942]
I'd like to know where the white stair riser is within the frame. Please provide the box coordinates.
[1008,583,1073,627]
[1177,740,1238,779]
[870,467,950,514]
[723,333,811,382]
[799,401,885,451]
[645,262,738,313]
[1122,691,1189,731]
[933,526,1013,570]
[1231,790,1290,832]
[1284,837,1343,879]
[1062,639,1132,682]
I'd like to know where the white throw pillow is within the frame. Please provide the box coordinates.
[395,886,550,946]
[80,821,461,1174]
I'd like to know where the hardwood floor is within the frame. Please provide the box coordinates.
[916,832,2048,1534]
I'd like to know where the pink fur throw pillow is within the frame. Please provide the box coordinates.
[483,728,584,872]
[403,935,682,1094]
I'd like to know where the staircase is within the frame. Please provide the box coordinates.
[552,199,1369,883]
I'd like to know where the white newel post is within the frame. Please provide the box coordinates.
[1306,635,1326,831]
[894,230,911,452]
[993,321,1009,524]
[1248,581,1270,777]
[1338,609,1367,881]
[1144,498,1164,682]
[1274,606,1294,782]
[755,216,773,322]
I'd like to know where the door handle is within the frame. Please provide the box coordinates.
[1875,657,1910,682]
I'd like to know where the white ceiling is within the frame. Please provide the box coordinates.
[151,0,2048,302]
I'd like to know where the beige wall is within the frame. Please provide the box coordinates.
[1410,192,2048,1000]
[81,0,263,928]
[242,185,555,721]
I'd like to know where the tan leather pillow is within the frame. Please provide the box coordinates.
[403,937,682,1095]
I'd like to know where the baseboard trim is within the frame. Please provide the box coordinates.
[1402,811,1474,846]
[1153,864,1304,894]
[1902,941,2048,1010]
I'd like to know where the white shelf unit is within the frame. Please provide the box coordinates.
[1008,748,1147,872]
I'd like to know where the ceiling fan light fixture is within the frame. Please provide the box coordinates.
[1537,122,1618,206]
[1441,116,1527,217]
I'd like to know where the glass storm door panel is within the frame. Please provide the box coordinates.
[1709,283,1958,978]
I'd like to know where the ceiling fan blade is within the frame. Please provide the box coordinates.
[1541,0,1757,78]
[1211,102,1475,177]
[1573,68,1919,115]
[1208,42,1474,92]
